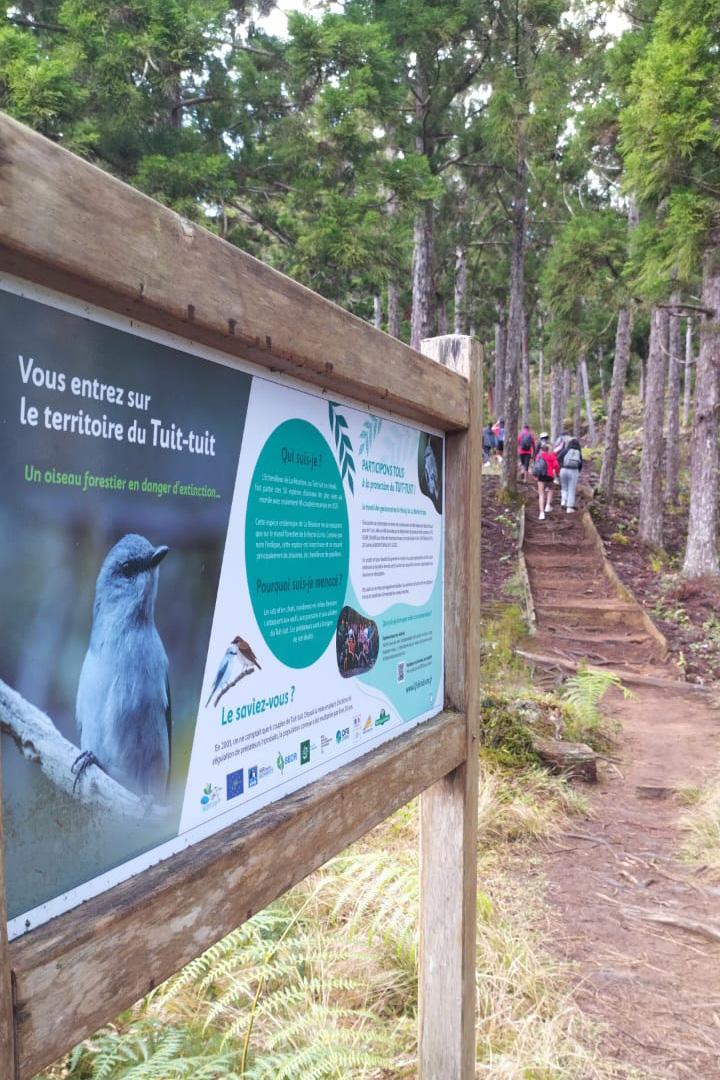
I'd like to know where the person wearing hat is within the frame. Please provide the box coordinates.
[533,434,560,520]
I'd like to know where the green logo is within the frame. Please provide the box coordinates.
[276,752,285,773]
[375,709,391,727]
[300,739,311,765]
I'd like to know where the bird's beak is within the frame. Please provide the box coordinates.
[149,545,169,568]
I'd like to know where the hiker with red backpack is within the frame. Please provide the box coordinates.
[557,436,583,513]
[517,424,536,482]
[532,433,560,520]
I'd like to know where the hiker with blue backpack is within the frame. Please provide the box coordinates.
[517,423,536,482]
[533,434,560,520]
[557,436,583,513]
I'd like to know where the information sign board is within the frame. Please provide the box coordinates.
[0,277,444,938]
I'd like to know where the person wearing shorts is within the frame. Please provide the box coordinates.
[534,434,560,520]
[517,424,536,481]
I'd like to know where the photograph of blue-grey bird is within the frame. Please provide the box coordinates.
[73,534,171,801]
[205,634,261,707]
[417,432,443,514]
[0,286,251,925]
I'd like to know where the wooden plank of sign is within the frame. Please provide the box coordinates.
[0,740,18,1080]
[10,708,466,1079]
[418,336,482,1079]
[0,112,468,432]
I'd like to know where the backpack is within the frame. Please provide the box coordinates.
[532,453,548,480]
[520,432,533,451]
[563,447,581,470]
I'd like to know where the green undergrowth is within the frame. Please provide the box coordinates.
[481,606,625,756]
[679,776,720,877]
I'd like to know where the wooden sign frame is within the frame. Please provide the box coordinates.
[0,111,482,1080]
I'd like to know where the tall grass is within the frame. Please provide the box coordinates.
[680,777,720,876]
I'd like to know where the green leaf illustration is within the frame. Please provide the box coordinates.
[359,416,382,455]
[328,401,355,496]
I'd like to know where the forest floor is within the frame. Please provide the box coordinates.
[594,491,720,685]
[482,470,720,1078]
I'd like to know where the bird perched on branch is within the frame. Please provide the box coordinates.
[205,635,261,707]
[73,534,171,801]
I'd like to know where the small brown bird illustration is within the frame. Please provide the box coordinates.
[232,635,262,670]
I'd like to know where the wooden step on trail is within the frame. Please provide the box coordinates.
[518,498,678,680]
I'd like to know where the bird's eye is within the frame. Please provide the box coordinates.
[120,560,134,577]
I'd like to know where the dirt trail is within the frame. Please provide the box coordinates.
[521,491,720,1077]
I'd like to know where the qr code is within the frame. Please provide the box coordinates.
[397,661,406,684]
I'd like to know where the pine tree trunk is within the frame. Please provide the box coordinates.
[384,144,401,340]
[538,338,545,431]
[683,318,693,429]
[599,305,634,501]
[598,345,606,407]
[683,246,720,578]
[638,306,669,548]
[373,294,383,330]
[521,310,530,425]
[665,301,682,504]
[410,202,434,349]
[550,364,563,441]
[494,303,507,420]
[580,353,597,445]
[387,282,400,338]
[562,366,572,425]
[437,296,448,335]
[454,245,468,334]
[573,359,582,437]
[501,145,528,494]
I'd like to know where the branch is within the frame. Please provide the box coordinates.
[657,302,713,316]
[177,94,218,110]
[6,14,68,32]
[213,666,255,708]
[228,201,292,246]
[232,43,282,61]
[0,678,170,821]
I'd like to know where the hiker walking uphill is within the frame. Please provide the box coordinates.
[557,437,583,513]
[483,421,497,465]
[533,434,560,521]
[517,423,536,482]
[492,418,505,459]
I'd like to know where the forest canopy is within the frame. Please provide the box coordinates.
[2,0,719,574]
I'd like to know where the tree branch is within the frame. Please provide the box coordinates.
[0,679,170,821]
[6,14,68,32]
[177,94,218,110]
[657,301,713,316]
[213,666,255,708]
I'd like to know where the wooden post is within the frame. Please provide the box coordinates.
[418,335,482,1079]
[0,739,18,1079]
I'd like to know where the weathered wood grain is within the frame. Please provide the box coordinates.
[0,112,468,431]
[418,337,482,1080]
[10,709,465,1079]
[0,739,18,1080]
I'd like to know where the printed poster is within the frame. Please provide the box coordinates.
[0,277,444,938]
